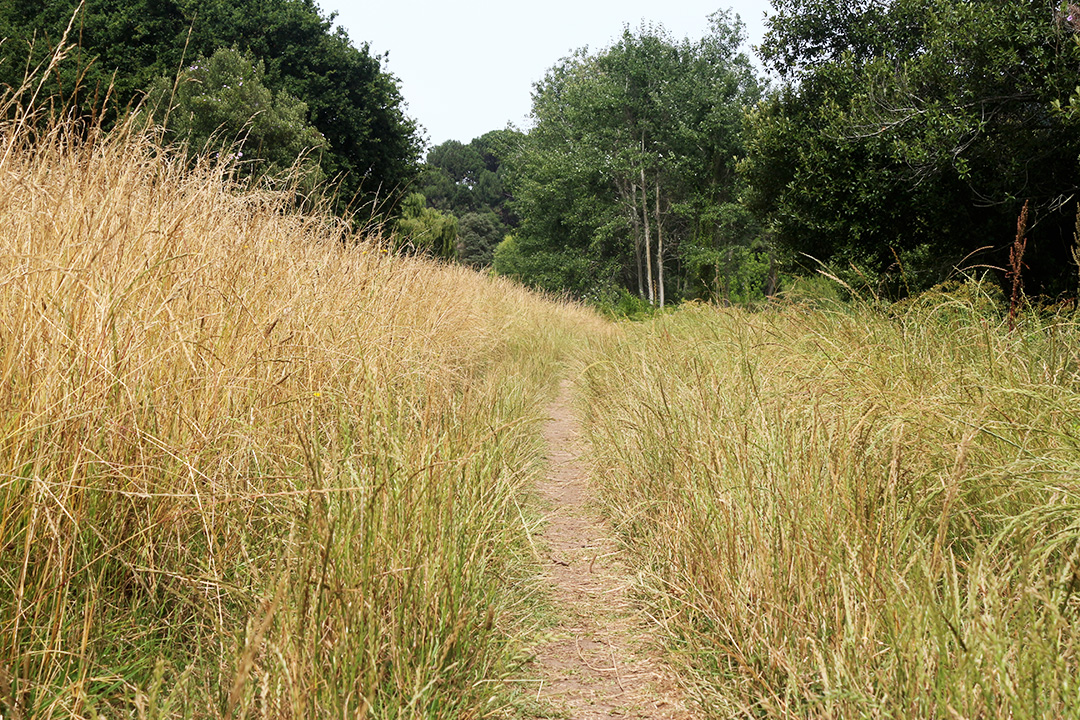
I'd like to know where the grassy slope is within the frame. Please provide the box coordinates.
[7,96,1080,720]
[0,115,603,718]
[577,295,1080,718]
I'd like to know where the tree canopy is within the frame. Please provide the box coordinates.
[146,47,327,186]
[489,1,1080,303]
[6,0,1079,301]
[503,13,762,304]
[744,0,1080,295]
[415,130,520,267]
[0,0,422,215]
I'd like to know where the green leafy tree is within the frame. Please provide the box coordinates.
[744,0,1080,295]
[679,201,772,302]
[415,164,460,212]
[456,211,504,267]
[508,13,761,303]
[1,0,190,110]
[469,130,519,224]
[393,192,457,257]
[0,0,422,216]
[427,140,485,187]
[419,132,519,216]
[508,48,627,296]
[148,47,326,184]
[413,130,520,268]
[492,234,526,278]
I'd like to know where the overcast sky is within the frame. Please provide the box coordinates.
[329,1,773,149]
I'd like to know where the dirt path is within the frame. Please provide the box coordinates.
[525,380,693,719]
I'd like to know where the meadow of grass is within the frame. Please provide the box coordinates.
[8,57,1080,720]
[0,103,603,718]
[577,290,1080,718]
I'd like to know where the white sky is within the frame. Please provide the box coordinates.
[329,1,773,149]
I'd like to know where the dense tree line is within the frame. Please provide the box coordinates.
[746,0,1080,297]
[495,13,763,305]
[0,0,422,216]
[468,0,1080,305]
[413,131,519,266]
[6,0,1078,298]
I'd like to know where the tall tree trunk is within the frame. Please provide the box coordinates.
[627,179,645,299]
[655,176,665,308]
[640,163,654,305]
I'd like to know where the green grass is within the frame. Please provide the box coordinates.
[575,289,1080,718]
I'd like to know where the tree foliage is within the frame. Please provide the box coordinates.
[147,47,326,184]
[415,130,520,267]
[456,212,504,268]
[744,0,1080,295]
[0,0,422,215]
[507,14,763,303]
[393,192,457,258]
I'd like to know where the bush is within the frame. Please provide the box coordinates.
[149,47,326,186]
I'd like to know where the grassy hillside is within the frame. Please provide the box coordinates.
[7,90,1080,720]
[577,294,1080,718]
[0,110,602,718]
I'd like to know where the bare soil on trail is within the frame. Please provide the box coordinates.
[525,380,693,719]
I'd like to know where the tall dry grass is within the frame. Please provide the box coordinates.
[0,106,600,717]
[577,290,1080,718]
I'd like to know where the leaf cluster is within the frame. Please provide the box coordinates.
[414,130,522,267]
[393,191,458,257]
[147,47,326,186]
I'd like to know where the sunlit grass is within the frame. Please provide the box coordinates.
[577,291,1080,718]
[0,100,603,717]
[11,49,1078,720]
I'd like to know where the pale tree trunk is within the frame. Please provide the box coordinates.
[640,164,654,305]
[625,178,645,299]
[655,176,665,308]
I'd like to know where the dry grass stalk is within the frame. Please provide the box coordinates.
[1007,199,1029,331]
[0,96,603,717]
[1072,202,1080,303]
[576,291,1080,718]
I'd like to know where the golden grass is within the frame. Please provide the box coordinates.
[577,294,1080,718]
[13,58,1080,720]
[0,109,603,718]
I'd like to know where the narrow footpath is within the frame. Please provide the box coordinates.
[526,380,693,719]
